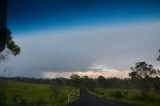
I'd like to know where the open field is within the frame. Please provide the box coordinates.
[1,80,79,106]
[90,88,160,106]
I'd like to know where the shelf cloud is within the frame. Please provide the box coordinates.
[1,21,160,78]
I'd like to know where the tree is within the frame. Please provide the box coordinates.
[70,74,80,88]
[0,1,20,105]
[152,49,160,92]
[0,28,21,106]
[97,76,106,88]
[70,74,80,79]
[0,0,20,57]
[129,62,158,96]
[81,75,95,90]
[0,28,20,55]
[0,28,21,62]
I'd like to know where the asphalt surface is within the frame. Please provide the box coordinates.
[70,88,130,106]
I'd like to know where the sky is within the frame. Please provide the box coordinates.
[0,0,160,78]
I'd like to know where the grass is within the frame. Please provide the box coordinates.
[90,88,160,106]
[1,80,79,106]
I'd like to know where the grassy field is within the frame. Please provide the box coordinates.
[90,88,160,106]
[1,80,79,106]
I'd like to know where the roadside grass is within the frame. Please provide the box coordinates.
[2,80,79,106]
[90,88,160,106]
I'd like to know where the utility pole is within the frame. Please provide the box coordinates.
[0,0,7,29]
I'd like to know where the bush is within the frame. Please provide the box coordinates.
[58,96,67,103]
[132,94,154,101]
[50,85,61,99]
[100,92,104,96]
[53,96,67,106]
[0,80,7,106]
[0,89,6,106]
[111,90,123,99]
[10,94,29,106]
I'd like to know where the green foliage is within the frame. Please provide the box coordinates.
[3,80,79,106]
[57,96,67,104]
[129,62,159,96]
[129,62,157,79]
[111,90,123,99]
[0,28,20,56]
[70,74,80,79]
[152,77,160,92]
[70,74,81,88]
[33,97,48,106]
[132,94,154,101]
[50,85,61,99]
[81,75,95,90]
[0,88,7,106]
[10,94,29,106]
[0,80,7,106]
[97,76,106,88]
[92,88,160,106]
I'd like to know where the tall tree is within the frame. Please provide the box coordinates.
[0,1,20,105]
[129,62,158,96]
[0,0,20,57]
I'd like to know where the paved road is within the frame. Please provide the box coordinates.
[70,88,130,106]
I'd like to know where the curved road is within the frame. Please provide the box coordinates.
[70,88,131,106]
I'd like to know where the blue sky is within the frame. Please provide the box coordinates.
[8,0,160,35]
[1,0,160,78]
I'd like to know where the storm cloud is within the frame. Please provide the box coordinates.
[1,21,160,78]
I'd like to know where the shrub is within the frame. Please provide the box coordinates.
[10,94,29,106]
[132,94,154,101]
[58,96,67,104]
[100,92,104,96]
[0,89,6,106]
[111,90,123,99]
[0,80,7,106]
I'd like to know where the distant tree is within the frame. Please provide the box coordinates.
[129,62,158,96]
[70,74,80,88]
[97,76,106,88]
[81,76,91,89]
[83,75,89,79]
[121,78,128,96]
[70,74,80,79]
[81,75,89,87]
[152,49,160,92]
[156,49,160,76]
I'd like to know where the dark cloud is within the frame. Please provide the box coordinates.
[1,21,160,77]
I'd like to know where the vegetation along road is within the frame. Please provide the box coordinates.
[70,88,130,106]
